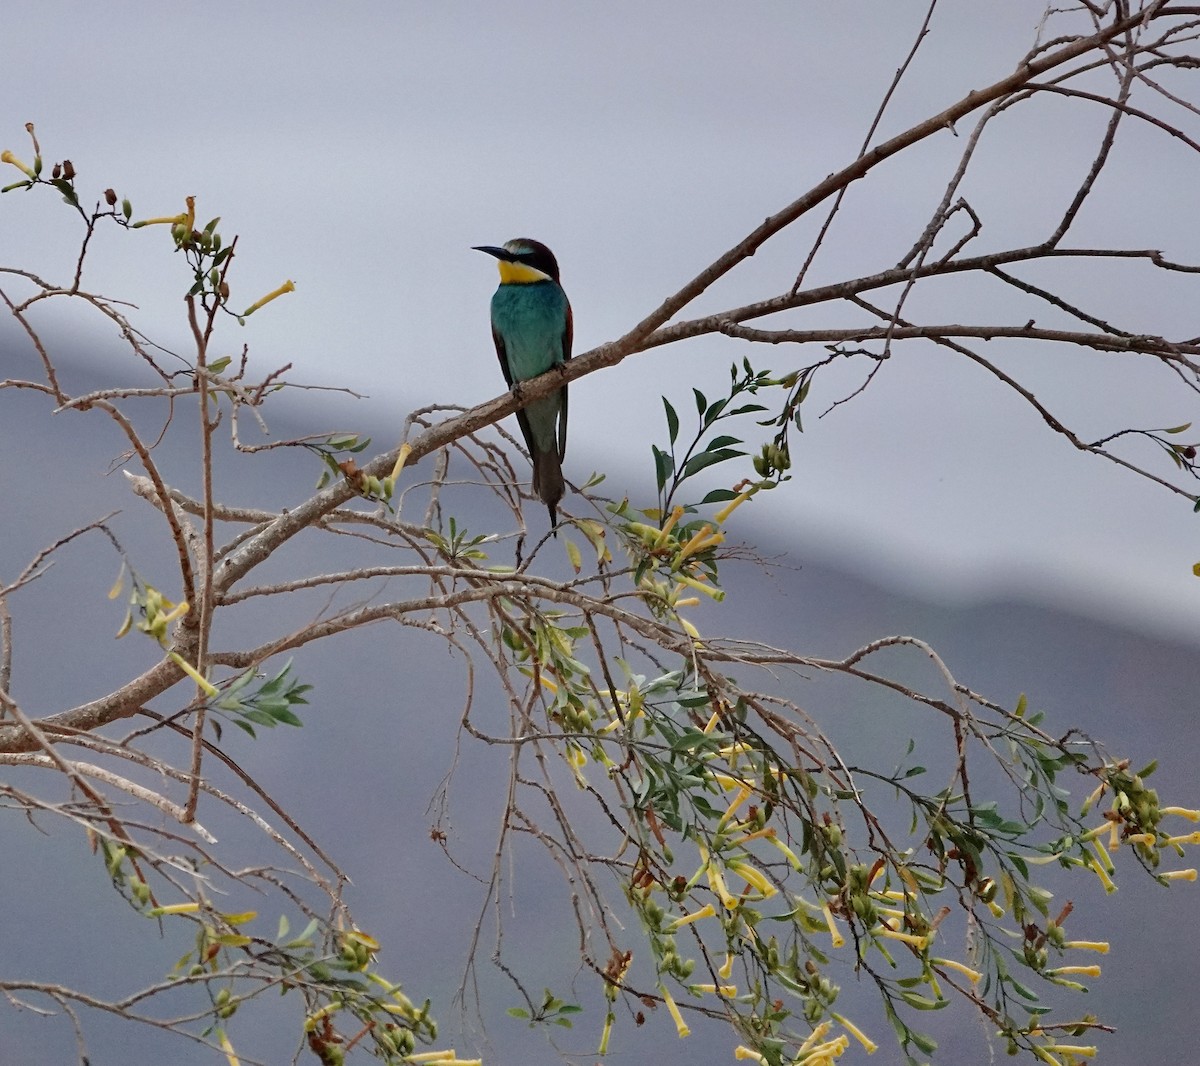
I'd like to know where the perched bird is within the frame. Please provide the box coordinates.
[474,239,572,530]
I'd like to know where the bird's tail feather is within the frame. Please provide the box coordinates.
[532,449,565,535]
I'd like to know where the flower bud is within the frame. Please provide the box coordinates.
[104,188,117,206]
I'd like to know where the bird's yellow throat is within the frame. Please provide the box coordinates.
[497,260,552,285]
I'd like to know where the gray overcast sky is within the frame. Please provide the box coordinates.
[5,2,1200,633]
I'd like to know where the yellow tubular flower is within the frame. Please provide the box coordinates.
[655,505,686,547]
[676,572,726,600]
[131,212,188,227]
[169,652,220,698]
[410,1056,483,1066]
[1052,1045,1097,1058]
[217,1029,241,1066]
[677,524,721,563]
[706,861,736,910]
[390,442,413,481]
[797,1036,850,1064]
[731,826,776,847]
[242,279,296,317]
[931,957,982,983]
[733,1047,769,1065]
[147,901,201,916]
[713,489,754,526]
[719,953,735,980]
[1062,940,1109,953]
[718,786,752,828]
[598,1011,614,1055]
[1080,781,1106,815]
[876,927,930,951]
[660,984,691,1038]
[727,860,776,899]
[798,1022,833,1053]
[1046,965,1101,978]
[1163,807,1200,821]
[1085,851,1116,894]
[711,772,747,791]
[668,904,716,931]
[832,1012,878,1054]
[1162,868,1198,882]
[0,150,36,178]
[767,833,802,870]
[820,901,845,948]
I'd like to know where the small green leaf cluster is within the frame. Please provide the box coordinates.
[655,358,787,517]
[210,659,310,738]
[311,434,372,487]
[500,610,595,738]
[525,649,1199,1065]
[506,988,583,1029]
[613,360,804,619]
[425,516,492,562]
[111,563,188,647]
[155,904,438,1066]
[1,125,130,223]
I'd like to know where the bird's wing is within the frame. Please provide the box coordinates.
[493,322,539,461]
[558,298,573,461]
[491,323,515,389]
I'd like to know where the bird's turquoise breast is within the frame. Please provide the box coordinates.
[491,281,569,380]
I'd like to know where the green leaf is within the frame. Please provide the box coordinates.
[266,706,304,727]
[652,445,674,492]
[908,1030,939,1055]
[899,991,948,1010]
[663,397,680,444]
[693,388,707,416]
[681,448,744,479]
[701,488,738,504]
[284,918,321,949]
[702,397,727,427]
[705,434,743,450]
[506,1007,530,1020]
[1008,977,1041,1002]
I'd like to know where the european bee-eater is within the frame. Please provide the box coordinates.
[474,238,572,531]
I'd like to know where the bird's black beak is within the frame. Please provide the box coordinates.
[473,245,513,262]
